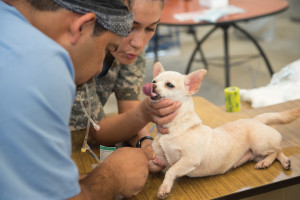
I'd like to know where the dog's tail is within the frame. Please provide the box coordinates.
[254,107,300,125]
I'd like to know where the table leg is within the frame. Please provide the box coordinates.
[189,26,208,69]
[185,26,218,74]
[221,24,230,87]
[232,23,274,76]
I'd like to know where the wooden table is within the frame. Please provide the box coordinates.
[155,0,289,87]
[71,97,300,199]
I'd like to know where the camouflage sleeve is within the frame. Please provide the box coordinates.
[69,78,105,131]
[114,51,146,100]
[95,62,120,106]
[69,51,146,131]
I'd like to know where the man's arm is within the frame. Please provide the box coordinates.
[69,147,153,200]
[73,165,117,200]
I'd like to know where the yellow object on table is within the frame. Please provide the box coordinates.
[224,86,241,112]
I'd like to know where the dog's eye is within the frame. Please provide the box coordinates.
[166,82,174,88]
[152,80,156,83]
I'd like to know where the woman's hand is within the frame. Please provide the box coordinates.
[141,97,181,133]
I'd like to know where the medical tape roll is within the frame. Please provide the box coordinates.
[224,87,241,112]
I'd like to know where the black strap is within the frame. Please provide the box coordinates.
[136,136,154,148]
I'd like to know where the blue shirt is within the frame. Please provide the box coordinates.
[0,1,80,199]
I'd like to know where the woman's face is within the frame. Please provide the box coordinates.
[111,0,163,65]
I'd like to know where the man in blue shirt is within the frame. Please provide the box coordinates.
[0,0,156,199]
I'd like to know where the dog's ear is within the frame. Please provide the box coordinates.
[153,62,165,77]
[185,69,207,95]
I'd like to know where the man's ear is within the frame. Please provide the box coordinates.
[153,62,165,78]
[185,69,207,95]
[70,13,97,45]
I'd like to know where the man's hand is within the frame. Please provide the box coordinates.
[141,140,166,173]
[77,147,153,200]
[102,147,153,198]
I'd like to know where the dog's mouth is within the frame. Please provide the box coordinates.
[142,83,162,101]
[151,94,161,101]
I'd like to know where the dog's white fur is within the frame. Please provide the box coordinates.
[149,62,300,199]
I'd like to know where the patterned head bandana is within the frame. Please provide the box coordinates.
[53,0,134,37]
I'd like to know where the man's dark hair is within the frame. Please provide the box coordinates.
[25,0,134,36]
[25,0,61,11]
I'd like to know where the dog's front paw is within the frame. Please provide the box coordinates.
[157,184,171,199]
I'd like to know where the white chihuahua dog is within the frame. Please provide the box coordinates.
[143,62,300,199]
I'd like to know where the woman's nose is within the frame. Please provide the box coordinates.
[130,32,144,50]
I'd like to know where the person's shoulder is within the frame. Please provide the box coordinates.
[0,4,74,79]
[0,2,67,57]
[0,4,75,100]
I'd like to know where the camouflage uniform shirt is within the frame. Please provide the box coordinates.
[69,52,145,131]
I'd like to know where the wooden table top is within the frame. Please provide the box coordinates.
[160,0,289,26]
[71,97,300,199]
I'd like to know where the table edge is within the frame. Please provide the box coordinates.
[213,176,300,200]
[158,4,289,27]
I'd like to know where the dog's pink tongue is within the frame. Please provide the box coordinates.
[143,83,156,97]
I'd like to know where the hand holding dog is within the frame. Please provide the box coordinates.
[141,97,181,134]
[102,147,153,198]
[141,139,166,173]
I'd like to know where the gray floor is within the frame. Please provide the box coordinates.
[104,10,300,113]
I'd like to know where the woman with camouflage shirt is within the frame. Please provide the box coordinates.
[70,0,181,173]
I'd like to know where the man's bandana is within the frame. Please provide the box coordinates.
[53,0,134,37]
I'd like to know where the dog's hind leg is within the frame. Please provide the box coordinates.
[276,151,290,169]
[255,152,278,169]
[157,158,197,199]
[234,150,254,168]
